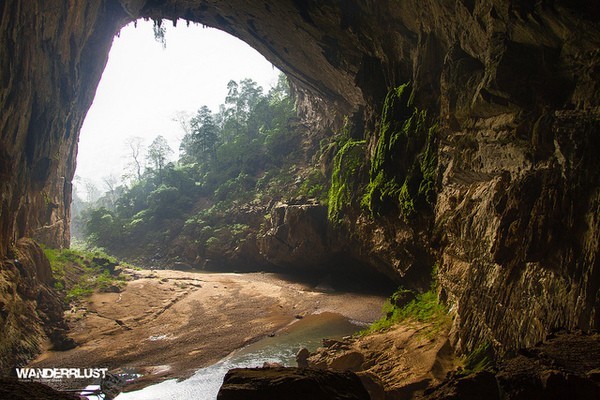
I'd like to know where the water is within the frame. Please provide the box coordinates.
[115,312,362,400]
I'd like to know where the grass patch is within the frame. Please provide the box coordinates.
[42,247,128,303]
[361,287,450,336]
[461,342,496,374]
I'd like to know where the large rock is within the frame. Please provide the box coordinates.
[258,202,335,268]
[0,239,68,374]
[425,332,600,400]
[307,323,456,399]
[217,367,370,400]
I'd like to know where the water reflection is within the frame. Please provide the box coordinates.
[116,312,361,400]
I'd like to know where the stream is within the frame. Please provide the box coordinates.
[113,312,364,399]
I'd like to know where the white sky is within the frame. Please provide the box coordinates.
[75,20,280,196]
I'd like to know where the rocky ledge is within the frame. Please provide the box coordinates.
[217,367,370,400]
[426,332,600,400]
[217,330,599,400]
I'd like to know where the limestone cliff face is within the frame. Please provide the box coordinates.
[0,0,598,366]
[0,1,128,257]
[258,202,335,268]
[0,239,67,374]
[436,109,599,353]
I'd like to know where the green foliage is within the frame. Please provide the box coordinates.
[462,342,496,374]
[328,139,366,222]
[66,285,94,302]
[78,74,298,261]
[146,135,173,182]
[297,168,328,201]
[180,106,219,164]
[85,208,123,249]
[43,247,126,303]
[362,83,438,219]
[362,287,449,335]
[147,184,189,219]
[418,125,438,205]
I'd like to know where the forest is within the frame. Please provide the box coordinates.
[72,74,327,267]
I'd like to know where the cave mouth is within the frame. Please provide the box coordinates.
[74,19,281,203]
[71,18,387,294]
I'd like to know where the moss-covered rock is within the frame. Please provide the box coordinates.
[327,139,366,222]
[362,83,438,219]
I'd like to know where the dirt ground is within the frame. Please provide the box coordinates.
[29,268,387,389]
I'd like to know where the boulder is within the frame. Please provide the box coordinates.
[258,203,334,268]
[217,367,370,400]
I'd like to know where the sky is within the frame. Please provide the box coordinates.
[75,20,281,197]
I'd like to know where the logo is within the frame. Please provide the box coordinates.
[15,367,109,380]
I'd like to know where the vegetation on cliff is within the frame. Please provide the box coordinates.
[327,122,366,222]
[324,83,439,226]
[362,264,449,335]
[362,287,449,336]
[43,247,127,302]
[361,83,438,219]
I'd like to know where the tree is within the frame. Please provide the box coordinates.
[186,106,219,163]
[124,136,145,181]
[147,135,173,182]
[225,79,263,120]
[86,207,121,247]
[102,174,120,209]
[82,178,101,203]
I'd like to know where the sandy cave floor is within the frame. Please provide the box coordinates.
[29,268,388,390]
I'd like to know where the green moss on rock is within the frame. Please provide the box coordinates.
[328,139,366,222]
[362,83,438,219]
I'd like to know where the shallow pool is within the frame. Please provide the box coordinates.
[115,312,363,400]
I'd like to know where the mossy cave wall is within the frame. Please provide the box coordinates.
[1,0,599,367]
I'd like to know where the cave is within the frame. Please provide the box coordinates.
[1,0,599,396]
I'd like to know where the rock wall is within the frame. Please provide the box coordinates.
[0,1,128,257]
[436,109,599,353]
[0,239,68,374]
[0,0,598,364]
[258,202,336,268]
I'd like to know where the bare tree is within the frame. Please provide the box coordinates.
[103,174,119,207]
[83,179,100,203]
[172,111,192,136]
[124,136,145,181]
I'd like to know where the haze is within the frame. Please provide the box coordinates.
[76,19,281,196]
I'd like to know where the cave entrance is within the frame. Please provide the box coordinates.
[71,18,391,294]
[70,16,395,295]
[72,19,282,246]
[74,19,280,206]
